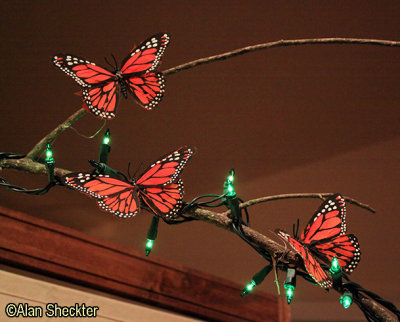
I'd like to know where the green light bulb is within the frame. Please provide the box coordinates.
[228,175,234,183]
[340,292,353,309]
[330,257,341,274]
[102,129,110,145]
[246,280,256,291]
[145,239,154,256]
[45,144,53,161]
[103,129,110,145]
[284,284,295,304]
[241,280,256,296]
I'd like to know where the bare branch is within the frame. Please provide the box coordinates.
[240,193,376,213]
[26,108,88,159]
[0,158,70,177]
[163,38,400,76]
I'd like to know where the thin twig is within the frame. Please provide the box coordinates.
[240,193,376,213]
[163,38,400,76]
[26,108,88,159]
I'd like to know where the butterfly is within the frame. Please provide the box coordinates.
[62,146,195,220]
[53,33,170,119]
[275,194,361,288]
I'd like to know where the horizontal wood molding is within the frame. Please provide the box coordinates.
[0,206,289,321]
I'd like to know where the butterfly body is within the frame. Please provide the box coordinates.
[276,194,361,289]
[62,146,195,220]
[53,33,170,119]
[113,70,128,99]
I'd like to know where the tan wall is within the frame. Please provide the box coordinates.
[0,266,199,322]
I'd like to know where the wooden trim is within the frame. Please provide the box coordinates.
[0,206,288,321]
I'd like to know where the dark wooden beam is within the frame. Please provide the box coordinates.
[0,206,289,321]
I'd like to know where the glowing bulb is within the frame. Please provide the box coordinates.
[103,129,110,145]
[340,292,353,309]
[330,257,341,274]
[145,239,154,256]
[241,280,256,296]
[284,284,295,304]
[45,144,53,161]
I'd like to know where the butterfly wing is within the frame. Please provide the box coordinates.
[140,179,184,220]
[301,194,346,244]
[53,54,119,119]
[120,33,170,110]
[53,54,115,87]
[135,146,195,218]
[120,33,170,74]
[300,194,361,273]
[62,172,139,218]
[126,72,165,110]
[276,230,333,288]
[312,234,361,273]
[136,146,196,187]
[82,83,119,119]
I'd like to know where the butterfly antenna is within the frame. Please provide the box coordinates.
[104,56,114,69]
[295,218,300,238]
[132,162,143,179]
[127,162,132,179]
[111,54,118,69]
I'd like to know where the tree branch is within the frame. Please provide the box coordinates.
[26,108,88,160]
[0,158,70,177]
[240,193,376,213]
[163,38,400,76]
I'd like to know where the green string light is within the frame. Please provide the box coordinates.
[45,143,53,162]
[145,239,154,256]
[284,284,295,304]
[241,265,272,297]
[145,216,159,256]
[103,129,110,145]
[330,257,343,288]
[223,169,236,197]
[340,291,353,309]
[99,129,111,164]
[330,257,341,274]
[45,143,55,183]
[241,280,256,296]
[284,268,296,304]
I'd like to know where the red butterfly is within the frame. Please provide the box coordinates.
[275,194,361,288]
[53,33,170,119]
[62,146,195,220]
